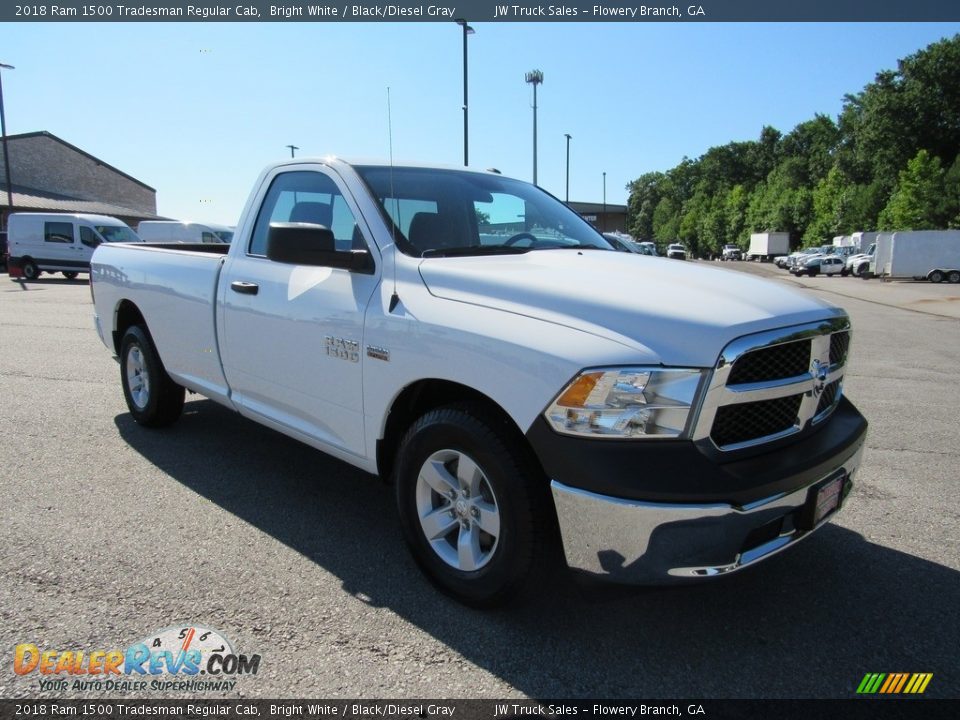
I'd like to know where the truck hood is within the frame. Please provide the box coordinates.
[418,251,840,367]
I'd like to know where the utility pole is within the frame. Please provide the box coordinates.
[286,144,299,158]
[0,63,15,226]
[525,70,543,186]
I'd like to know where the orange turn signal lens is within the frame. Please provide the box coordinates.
[556,372,603,407]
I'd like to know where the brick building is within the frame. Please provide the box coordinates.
[567,200,628,234]
[0,131,159,231]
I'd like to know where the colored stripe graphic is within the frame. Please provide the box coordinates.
[857,673,932,694]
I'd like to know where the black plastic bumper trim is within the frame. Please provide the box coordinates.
[526,396,867,507]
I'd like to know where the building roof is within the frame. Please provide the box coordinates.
[0,181,162,219]
[2,131,156,192]
[567,200,628,214]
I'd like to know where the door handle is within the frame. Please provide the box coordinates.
[230,281,259,295]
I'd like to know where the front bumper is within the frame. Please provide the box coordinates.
[538,399,867,584]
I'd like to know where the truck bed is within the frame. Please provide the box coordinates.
[92,242,232,405]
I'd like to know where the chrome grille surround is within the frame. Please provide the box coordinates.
[693,315,850,452]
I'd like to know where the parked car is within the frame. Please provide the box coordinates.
[138,221,234,244]
[721,244,742,261]
[7,212,141,280]
[783,248,819,270]
[603,233,640,254]
[635,241,658,256]
[793,255,845,277]
[666,243,687,260]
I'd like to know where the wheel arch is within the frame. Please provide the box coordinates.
[112,300,147,355]
[377,379,537,483]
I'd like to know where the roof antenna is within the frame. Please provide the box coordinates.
[387,86,401,314]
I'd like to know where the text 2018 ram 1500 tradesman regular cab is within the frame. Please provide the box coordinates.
[91,159,867,606]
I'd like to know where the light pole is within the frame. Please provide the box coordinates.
[455,19,474,167]
[0,62,14,227]
[564,133,572,203]
[602,172,607,232]
[525,70,543,185]
[286,144,299,158]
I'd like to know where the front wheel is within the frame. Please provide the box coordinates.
[395,406,553,607]
[929,269,945,283]
[120,325,185,427]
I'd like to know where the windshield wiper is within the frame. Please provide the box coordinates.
[421,245,532,258]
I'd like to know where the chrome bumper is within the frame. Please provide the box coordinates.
[550,444,862,584]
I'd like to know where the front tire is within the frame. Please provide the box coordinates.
[395,406,552,607]
[120,325,185,427]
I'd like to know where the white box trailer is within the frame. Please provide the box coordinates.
[746,232,790,261]
[873,230,960,282]
[868,233,894,278]
[850,231,877,252]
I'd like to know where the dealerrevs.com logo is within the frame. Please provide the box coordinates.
[14,625,261,692]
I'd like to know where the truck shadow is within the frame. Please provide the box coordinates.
[115,400,958,698]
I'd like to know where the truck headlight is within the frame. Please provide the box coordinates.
[544,368,704,439]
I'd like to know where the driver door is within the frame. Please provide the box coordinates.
[219,166,380,458]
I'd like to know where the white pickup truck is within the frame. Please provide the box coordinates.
[91,159,867,606]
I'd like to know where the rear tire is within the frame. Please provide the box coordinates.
[63,271,79,280]
[22,259,40,280]
[119,325,185,427]
[394,405,553,607]
[929,269,945,284]
[947,270,960,284]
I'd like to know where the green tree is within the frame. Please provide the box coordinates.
[878,150,947,230]
[626,172,665,239]
[652,196,681,243]
[724,184,750,246]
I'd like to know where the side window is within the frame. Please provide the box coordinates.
[79,226,101,248]
[249,171,365,257]
[201,232,217,243]
[45,222,74,244]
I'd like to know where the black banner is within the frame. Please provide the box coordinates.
[0,700,958,720]
[3,1,960,23]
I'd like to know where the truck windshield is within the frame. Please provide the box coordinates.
[213,230,234,243]
[355,166,612,257]
[95,225,141,243]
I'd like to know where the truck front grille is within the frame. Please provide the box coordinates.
[727,340,811,385]
[711,394,804,447]
[696,318,851,451]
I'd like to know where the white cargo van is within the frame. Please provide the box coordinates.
[7,213,141,280]
[137,221,234,244]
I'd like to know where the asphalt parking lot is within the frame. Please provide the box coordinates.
[0,265,957,700]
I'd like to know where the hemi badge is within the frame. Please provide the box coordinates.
[367,346,390,362]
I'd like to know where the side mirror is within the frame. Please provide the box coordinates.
[266,223,373,273]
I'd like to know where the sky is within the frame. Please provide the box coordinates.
[3,21,960,225]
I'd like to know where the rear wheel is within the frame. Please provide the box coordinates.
[395,405,553,607]
[22,259,40,280]
[929,269,945,284]
[63,271,79,280]
[947,270,960,284]
[119,325,185,427]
